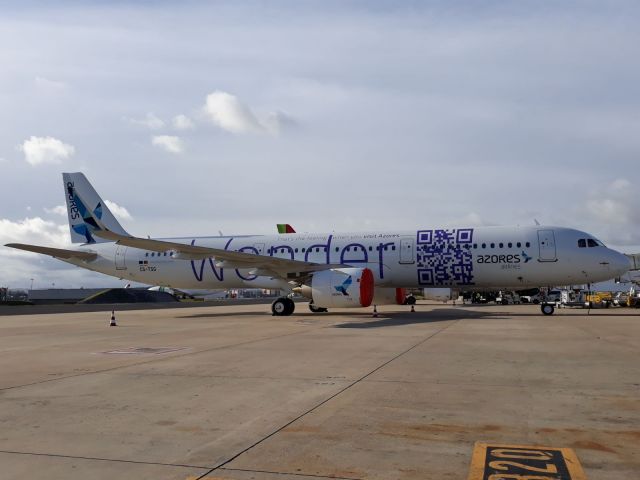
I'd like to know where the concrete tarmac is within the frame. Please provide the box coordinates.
[0,302,638,479]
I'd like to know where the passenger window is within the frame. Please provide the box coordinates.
[482,243,486,249]
[392,245,396,250]
[516,242,521,248]
[508,242,512,248]
[525,242,531,248]
[490,243,495,248]
[499,243,503,248]
[368,246,372,251]
[335,247,339,252]
[316,248,320,252]
[294,248,298,253]
[587,239,598,247]
[302,248,305,252]
[473,243,477,249]
[145,252,149,257]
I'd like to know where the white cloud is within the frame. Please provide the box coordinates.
[18,136,75,166]
[0,217,112,289]
[204,91,263,134]
[151,135,183,154]
[34,76,67,91]
[172,114,195,130]
[202,91,294,135]
[126,112,165,130]
[262,111,296,135]
[0,217,69,249]
[104,200,133,220]
[44,205,67,216]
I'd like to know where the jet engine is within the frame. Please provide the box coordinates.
[297,268,374,308]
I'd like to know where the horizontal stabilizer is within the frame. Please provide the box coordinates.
[5,243,97,261]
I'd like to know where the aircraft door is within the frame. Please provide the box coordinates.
[537,230,557,262]
[115,245,128,270]
[399,238,415,264]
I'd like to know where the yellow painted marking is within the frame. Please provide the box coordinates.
[468,442,587,480]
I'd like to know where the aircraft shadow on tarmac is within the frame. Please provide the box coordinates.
[331,306,639,328]
[176,311,266,319]
[332,308,497,328]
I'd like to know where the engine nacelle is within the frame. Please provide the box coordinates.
[423,287,458,302]
[372,287,407,305]
[300,268,374,308]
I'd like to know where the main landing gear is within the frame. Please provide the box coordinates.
[404,295,417,306]
[272,297,295,316]
[541,303,555,316]
[309,302,328,313]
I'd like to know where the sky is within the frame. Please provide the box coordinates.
[1,1,640,289]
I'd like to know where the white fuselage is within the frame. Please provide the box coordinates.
[63,225,630,291]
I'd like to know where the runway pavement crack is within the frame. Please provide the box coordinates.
[193,319,460,480]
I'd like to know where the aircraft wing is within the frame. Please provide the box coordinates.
[66,187,345,278]
[5,243,97,261]
[93,230,343,277]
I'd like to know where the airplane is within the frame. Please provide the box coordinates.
[5,173,636,316]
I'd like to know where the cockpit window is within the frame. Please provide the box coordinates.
[578,239,586,248]
[587,239,599,247]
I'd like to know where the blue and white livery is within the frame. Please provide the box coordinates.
[5,173,633,316]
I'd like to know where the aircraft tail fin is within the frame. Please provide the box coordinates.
[62,172,129,244]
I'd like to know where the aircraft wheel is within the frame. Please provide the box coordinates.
[284,297,295,315]
[309,303,328,313]
[404,295,416,305]
[541,304,555,316]
[272,297,293,316]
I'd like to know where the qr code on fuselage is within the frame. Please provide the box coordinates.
[416,229,475,286]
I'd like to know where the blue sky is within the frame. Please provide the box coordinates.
[1,1,639,288]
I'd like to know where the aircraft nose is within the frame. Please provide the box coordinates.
[610,250,632,276]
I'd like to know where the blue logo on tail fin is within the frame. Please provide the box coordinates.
[72,223,95,244]
[334,276,352,296]
[68,184,104,244]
